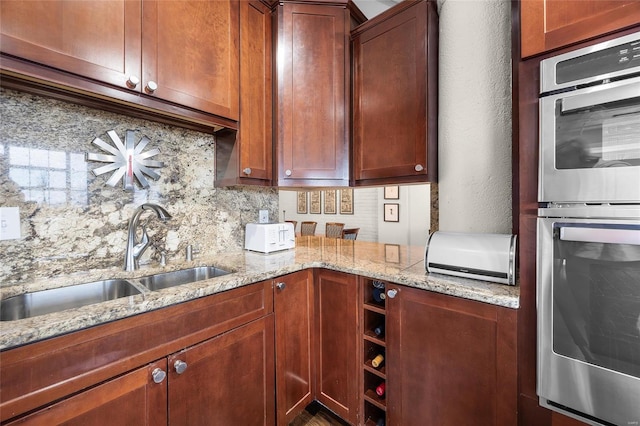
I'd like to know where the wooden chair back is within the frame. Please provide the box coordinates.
[300,221,317,236]
[342,228,359,240]
[325,222,345,238]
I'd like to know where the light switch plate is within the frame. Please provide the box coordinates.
[0,207,21,240]
[259,210,269,224]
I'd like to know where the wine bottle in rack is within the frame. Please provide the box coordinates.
[372,281,386,303]
[371,352,385,368]
[376,417,385,426]
[373,322,385,338]
[376,382,386,398]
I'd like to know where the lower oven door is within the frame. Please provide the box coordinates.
[537,217,640,426]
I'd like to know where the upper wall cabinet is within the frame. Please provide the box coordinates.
[216,0,273,187]
[273,1,361,187]
[520,0,640,58]
[0,0,239,125]
[351,0,438,186]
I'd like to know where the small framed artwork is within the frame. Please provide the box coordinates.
[310,190,321,214]
[340,188,354,215]
[384,185,399,200]
[385,244,401,263]
[297,191,307,214]
[324,189,337,214]
[384,203,399,222]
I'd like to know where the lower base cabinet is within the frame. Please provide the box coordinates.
[5,360,169,425]
[274,270,316,425]
[168,316,275,426]
[0,282,274,425]
[385,284,518,426]
[6,317,275,426]
[1,271,517,426]
[315,270,359,425]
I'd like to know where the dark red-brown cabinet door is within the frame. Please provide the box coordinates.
[5,360,167,426]
[0,0,141,90]
[315,269,359,424]
[521,0,640,58]
[168,316,275,426]
[274,3,350,187]
[386,285,517,426]
[142,0,240,119]
[274,270,316,425]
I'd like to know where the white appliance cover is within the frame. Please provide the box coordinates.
[245,222,295,254]
[425,231,517,285]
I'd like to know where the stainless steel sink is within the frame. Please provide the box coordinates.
[0,279,142,321]
[137,266,231,291]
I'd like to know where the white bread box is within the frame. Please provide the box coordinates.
[425,231,517,285]
[245,222,295,254]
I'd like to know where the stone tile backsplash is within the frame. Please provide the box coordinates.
[0,88,278,285]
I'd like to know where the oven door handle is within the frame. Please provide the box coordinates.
[560,227,640,245]
[561,81,640,113]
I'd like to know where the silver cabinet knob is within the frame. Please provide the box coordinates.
[414,164,424,172]
[126,75,140,89]
[276,282,286,291]
[387,289,398,299]
[285,169,292,176]
[145,80,158,93]
[152,368,166,384]
[174,360,188,374]
[243,167,252,175]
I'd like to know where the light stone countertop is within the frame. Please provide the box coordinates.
[0,237,519,350]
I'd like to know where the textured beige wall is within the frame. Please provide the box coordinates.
[437,0,513,233]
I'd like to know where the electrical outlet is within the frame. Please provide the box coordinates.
[0,207,21,240]
[259,210,269,224]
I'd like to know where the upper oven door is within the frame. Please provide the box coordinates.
[539,77,640,204]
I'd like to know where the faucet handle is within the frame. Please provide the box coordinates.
[186,244,200,261]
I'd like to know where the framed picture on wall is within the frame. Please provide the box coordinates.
[340,188,354,214]
[297,191,307,214]
[384,203,399,222]
[310,190,321,214]
[385,244,401,263]
[324,189,337,214]
[384,185,399,200]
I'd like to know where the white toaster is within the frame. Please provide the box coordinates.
[245,222,295,254]
[425,231,517,285]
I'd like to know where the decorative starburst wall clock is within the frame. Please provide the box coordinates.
[86,130,164,191]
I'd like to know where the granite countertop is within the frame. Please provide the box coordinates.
[0,237,520,350]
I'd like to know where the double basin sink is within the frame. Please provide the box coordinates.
[1,266,231,322]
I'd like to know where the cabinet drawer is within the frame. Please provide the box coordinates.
[0,281,272,423]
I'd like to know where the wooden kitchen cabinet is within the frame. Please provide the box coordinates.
[142,0,239,120]
[0,282,273,424]
[314,269,359,425]
[168,316,275,425]
[385,284,517,426]
[359,278,517,426]
[0,0,141,91]
[273,1,357,187]
[0,0,239,124]
[216,0,273,187]
[4,360,168,426]
[274,269,316,425]
[520,0,640,58]
[351,0,438,186]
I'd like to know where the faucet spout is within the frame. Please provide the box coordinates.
[124,203,172,271]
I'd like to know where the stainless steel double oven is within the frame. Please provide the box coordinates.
[537,31,640,426]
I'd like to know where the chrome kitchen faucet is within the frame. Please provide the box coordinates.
[124,203,172,271]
